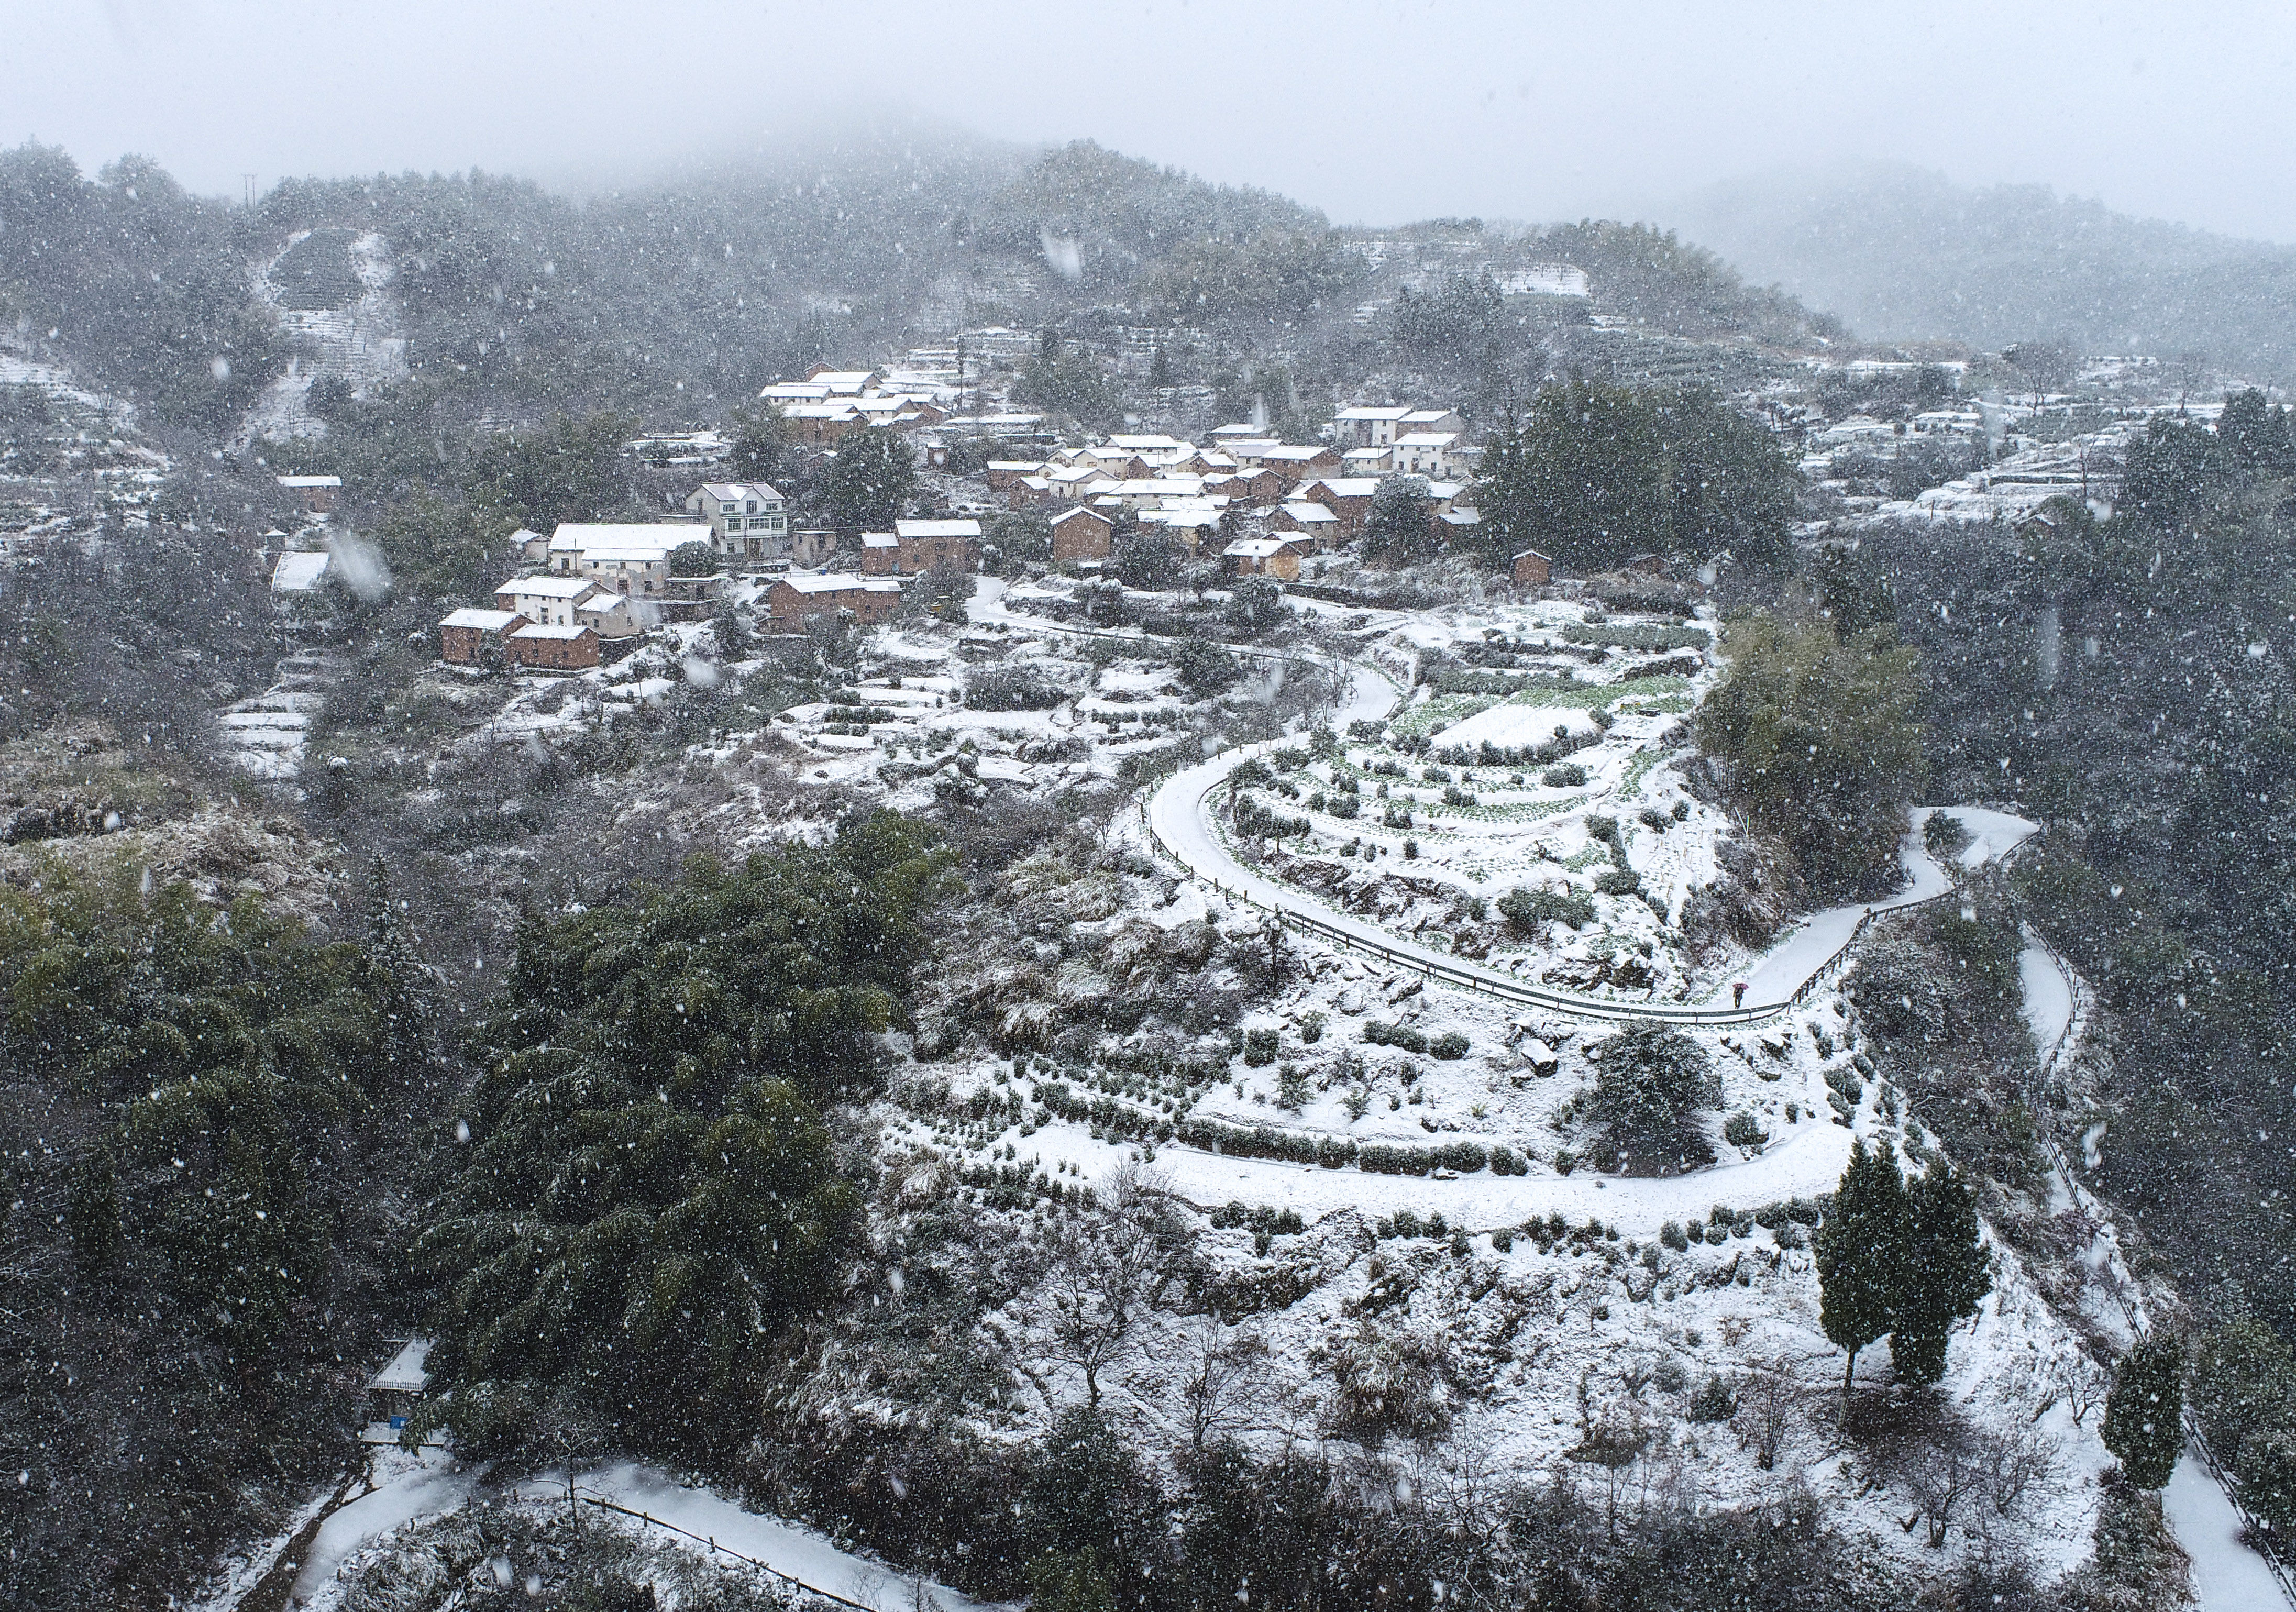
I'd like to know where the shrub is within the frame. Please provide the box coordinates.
[1490,1227,1515,1251]
[1359,1142,1435,1176]
[1363,1021,1429,1054]
[1542,763,1588,787]
[1401,839,1419,859]
[1723,1111,1769,1151]
[1434,1140,1489,1173]
[1924,811,1972,857]
[1327,792,1361,820]
[1430,1031,1470,1061]
[1242,1028,1279,1067]
[1489,1145,1528,1176]
[1584,1023,1721,1173]
[1671,799,1690,820]
[1660,1220,1690,1251]
[1499,884,1597,932]
[1688,1374,1738,1422]
[1442,785,1477,808]
[1639,808,1672,832]
[1594,868,1643,896]
[1585,813,1619,845]
[966,666,1065,711]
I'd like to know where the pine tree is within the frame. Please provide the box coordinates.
[1890,1161,1992,1384]
[361,857,434,1077]
[1816,1139,1906,1396]
[2103,1336,2185,1489]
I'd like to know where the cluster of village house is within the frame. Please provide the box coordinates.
[263,366,1499,675]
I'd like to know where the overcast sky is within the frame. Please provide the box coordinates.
[8,0,2295,241]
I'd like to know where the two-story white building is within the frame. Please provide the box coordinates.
[683,482,789,561]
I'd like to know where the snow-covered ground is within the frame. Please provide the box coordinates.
[214,1450,1007,1612]
[2163,1451,2296,1612]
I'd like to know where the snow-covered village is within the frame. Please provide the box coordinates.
[5,12,2296,1612]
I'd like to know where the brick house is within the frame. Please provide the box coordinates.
[859,533,902,575]
[765,573,903,627]
[1269,501,1339,549]
[1050,506,1113,565]
[1302,478,1380,538]
[1254,445,1343,485]
[1512,548,1553,587]
[507,622,600,670]
[1223,538,1303,581]
[438,608,528,665]
[893,518,982,575]
[276,473,341,513]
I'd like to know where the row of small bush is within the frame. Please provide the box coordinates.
[1562,622,1710,652]
[1207,1200,1306,1234]
[1361,1022,1470,1058]
[1180,1119,1528,1178]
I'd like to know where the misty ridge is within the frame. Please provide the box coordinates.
[5,106,2296,1612]
[1673,159,2296,379]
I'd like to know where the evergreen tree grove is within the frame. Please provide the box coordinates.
[1815,1143,1993,1394]
[1889,1161,1992,1384]
[1471,380,1796,575]
[1815,1139,1905,1395]
[413,812,953,1461]
[2102,1335,2185,1489]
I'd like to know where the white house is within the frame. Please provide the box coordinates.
[495,575,602,627]
[1392,432,1467,479]
[683,482,789,560]
[1331,407,1412,449]
[546,523,702,595]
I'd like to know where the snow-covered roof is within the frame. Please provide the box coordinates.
[1310,478,1382,498]
[440,608,524,631]
[512,622,595,641]
[552,523,702,556]
[270,550,332,591]
[692,481,783,502]
[1106,434,1185,450]
[499,576,601,600]
[1259,446,1334,462]
[1051,505,1110,525]
[895,518,982,539]
[776,572,902,595]
[1394,432,1459,448]
[861,533,900,548]
[369,1337,433,1395]
[275,474,343,489]
[1224,538,1289,557]
[1278,501,1336,521]
[1335,406,1411,422]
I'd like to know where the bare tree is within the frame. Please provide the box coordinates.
[1978,1423,2057,1517]
[1040,1165,1189,1406]
[1898,1416,1983,1547]
[2049,1350,2105,1427]
[1732,1355,1804,1472]
[1178,1315,1271,1453]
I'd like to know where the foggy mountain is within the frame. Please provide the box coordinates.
[6,113,2296,1612]
[1669,161,2296,380]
